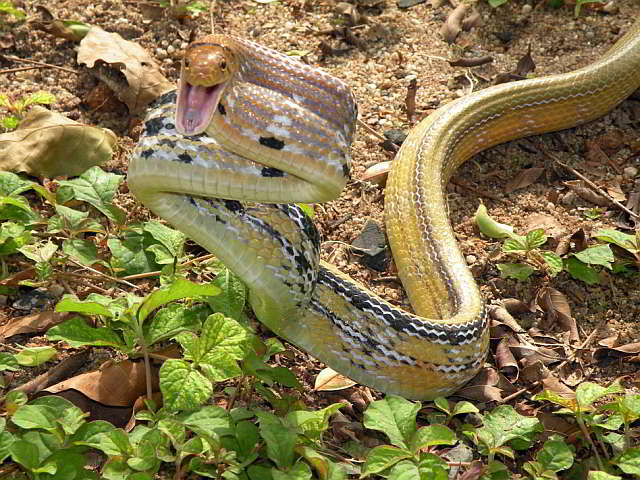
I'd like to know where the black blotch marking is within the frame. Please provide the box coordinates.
[342,163,350,178]
[159,138,177,148]
[144,117,165,136]
[259,136,285,150]
[261,167,284,177]
[177,153,193,164]
[224,200,244,213]
[150,90,177,107]
[218,102,226,115]
[140,149,154,159]
[165,122,175,130]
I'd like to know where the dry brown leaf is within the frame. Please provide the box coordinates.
[594,339,640,360]
[558,361,584,387]
[501,298,533,315]
[0,107,116,177]
[314,367,357,391]
[495,338,519,381]
[361,160,391,186]
[520,359,547,383]
[440,3,470,44]
[505,167,545,193]
[0,311,71,338]
[523,213,566,239]
[77,27,174,114]
[456,385,503,402]
[564,180,610,207]
[541,375,575,396]
[556,228,588,256]
[458,460,487,480]
[537,287,579,344]
[45,359,160,407]
[515,44,536,77]
[487,305,525,332]
[606,183,626,203]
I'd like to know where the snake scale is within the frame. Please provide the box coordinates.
[129,18,640,400]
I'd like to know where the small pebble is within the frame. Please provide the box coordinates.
[465,255,477,265]
[155,48,167,59]
[167,45,175,55]
[623,166,638,179]
[521,4,532,14]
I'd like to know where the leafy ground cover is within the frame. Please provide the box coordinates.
[1,1,639,479]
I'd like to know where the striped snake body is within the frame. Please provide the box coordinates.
[129,20,640,400]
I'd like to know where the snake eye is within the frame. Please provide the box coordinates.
[220,60,227,70]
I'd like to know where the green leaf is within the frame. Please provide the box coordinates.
[159,359,212,411]
[256,410,297,469]
[195,313,250,364]
[573,244,614,269]
[417,453,449,479]
[409,424,457,453]
[1,115,19,130]
[108,228,163,276]
[477,405,542,450]
[137,277,220,323]
[432,397,450,415]
[503,235,528,253]
[69,420,116,448]
[534,389,575,409]
[613,447,640,475]
[286,403,344,441]
[0,195,37,222]
[488,0,508,7]
[4,390,27,413]
[235,420,260,461]
[363,395,421,449]
[23,91,56,108]
[0,221,32,255]
[387,459,419,480]
[525,229,547,249]
[14,346,57,366]
[497,263,534,281]
[10,440,41,470]
[0,352,19,372]
[599,395,640,424]
[565,256,600,285]
[30,396,88,435]
[272,461,313,480]
[576,381,624,410]
[62,238,100,266]
[587,472,622,480]
[176,405,232,437]
[47,316,126,348]
[536,437,573,472]
[11,404,58,432]
[360,445,412,477]
[143,221,186,259]
[57,167,125,224]
[55,294,114,317]
[144,303,207,345]
[474,204,514,239]
[18,240,58,263]
[592,229,638,253]
[207,267,246,320]
[541,251,563,277]
[452,400,479,417]
[0,430,15,463]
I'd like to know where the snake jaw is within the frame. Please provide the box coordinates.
[175,79,226,135]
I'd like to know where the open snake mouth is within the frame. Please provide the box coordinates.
[175,80,226,136]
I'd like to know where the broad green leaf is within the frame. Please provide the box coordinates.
[159,359,212,411]
[525,228,547,249]
[272,461,312,480]
[488,0,508,7]
[587,472,622,480]
[503,235,528,253]
[23,91,56,108]
[0,221,32,255]
[432,397,450,415]
[0,194,37,222]
[409,424,456,453]
[387,460,419,480]
[197,313,250,363]
[360,445,412,477]
[4,390,27,414]
[536,437,573,472]
[476,405,542,450]
[11,404,58,431]
[592,229,638,253]
[62,238,100,266]
[143,221,185,259]
[363,395,420,449]
[417,453,449,479]
[534,390,575,409]
[256,410,297,469]
[452,400,479,417]
[541,251,563,277]
[9,440,41,470]
[199,355,242,382]
[474,204,514,239]
[286,403,344,440]
[235,420,260,461]
[613,447,640,475]
[137,277,220,323]
[18,240,58,263]
[497,263,534,281]
[576,381,624,410]
[0,430,15,463]
[565,256,600,285]
[157,418,186,449]
[143,303,208,345]
[207,267,246,321]
[57,167,125,224]
[573,244,614,269]
[47,316,125,348]
[177,405,232,437]
[55,295,113,317]
[70,420,116,449]
[14,346,57,366]
[108,228,162,276]
[600,395,640,424]
[0,352,19,372]
[30,396,87,435]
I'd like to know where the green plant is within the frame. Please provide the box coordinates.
[0,91,56,130]
[0,1,25,20]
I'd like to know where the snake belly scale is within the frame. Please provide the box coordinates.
[129,20,640,400]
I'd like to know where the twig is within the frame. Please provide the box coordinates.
[1,55,77,74]
[67,258,139,289]
[357,119,389,144]
[0,66,43,75]
[548,152,639,219]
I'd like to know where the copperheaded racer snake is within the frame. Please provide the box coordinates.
[129,19,640,399]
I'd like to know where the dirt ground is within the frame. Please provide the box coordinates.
[1,0,639,400]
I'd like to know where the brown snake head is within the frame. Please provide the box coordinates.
[176,35,239,135]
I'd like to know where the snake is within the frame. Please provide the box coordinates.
[129,18,640,400]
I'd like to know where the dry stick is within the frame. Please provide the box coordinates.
[357,119,389,144]
[1,55,77,74]
[546,151,639,219]
[0,66,43,75]
[120,253,218,281]
[67,258,138,289]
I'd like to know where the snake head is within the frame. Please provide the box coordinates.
[176,36,238,135]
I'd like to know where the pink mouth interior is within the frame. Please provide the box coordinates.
[176,81,224,136]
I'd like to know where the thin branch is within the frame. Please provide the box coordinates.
[1,55,77,74]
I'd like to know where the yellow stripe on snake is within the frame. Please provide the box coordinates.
[129,19,640,400]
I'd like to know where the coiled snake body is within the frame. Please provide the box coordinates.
[129,20,640,399]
